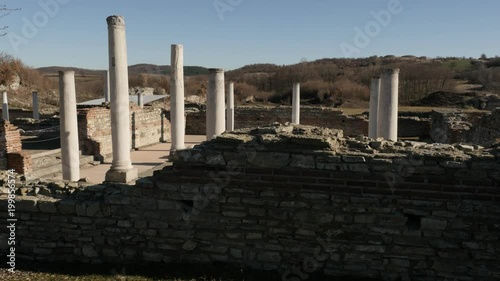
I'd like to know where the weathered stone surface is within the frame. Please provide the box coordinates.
[421,218,448,230]
[256,252,281,263]
[82,245,98,258]
[2,122,500,281]
[290,154,316,169]
[38,200,58,213]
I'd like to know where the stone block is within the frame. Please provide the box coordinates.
[354,215,377,224]
[290,154,315,169]
[182,240,198,251]
[105,168,138,183]
[355,245,386,253]
[421,218,448,230]
[256,252,281,263]
[342,155,366,163]
[17,198,38,212]
[38,200,57,213]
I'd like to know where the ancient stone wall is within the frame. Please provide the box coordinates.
[0,109,51,121]
[78,107,170,161]
[2,124,500,281]
[431,109,499,146]
[185,106,431,139]
[0,120,32,174]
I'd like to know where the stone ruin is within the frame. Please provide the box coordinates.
[431,108,500,147]
[0,13,500,281]
[1,123,500,281]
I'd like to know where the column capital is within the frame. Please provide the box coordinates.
[107,15,125,27]
[209,68,224,73]
[382,68,400,74]
[58,70,75,76]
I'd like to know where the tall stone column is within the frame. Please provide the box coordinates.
[59,71,80,182]
[105,15,138,183]
[226,81,235,131]
[206,68,225,140]
[292,83,300,124]
[368,77,381,138]
[104,70,110,102]
[32,91,40,120]
[2,92,9,121]
[377,69,400,142]
[170,44,185,151]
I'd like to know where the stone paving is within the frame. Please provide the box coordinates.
[44,135,205,184]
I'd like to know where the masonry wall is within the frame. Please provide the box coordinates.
[78,107,170,161]
[0,120,32,174]
[0,109,50,121]
[2,125,500,281]
[431,109,499,146]
[185,106,431,138]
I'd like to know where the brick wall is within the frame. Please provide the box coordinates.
[185,106,431,139]
[2,124,500,280]
[0,120,32,174]
[78,106,171,162]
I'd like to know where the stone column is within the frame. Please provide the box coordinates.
[226,81,235,131]
[170,44,185,151]
[292,83,300,124]
[138,93,144,109]
[105,15,138,183]
[32,91,40,120]
[368,77,381,138]
[2,92,9,121]
[104,70,110,102]
[59,71,80,182]
[377,69,400,142]
[206,68,225,140]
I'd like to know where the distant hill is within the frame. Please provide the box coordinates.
[37,64,209,77]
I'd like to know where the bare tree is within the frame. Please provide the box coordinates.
[1,4,21,36]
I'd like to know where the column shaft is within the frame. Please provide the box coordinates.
[292,83,300,124]
[207,68,225,140]
[104,70,110,102]
[32,92,40,120]
[368,77,381,138]
[105,15,137,183]
[378,69,400,142]
[226,82,235,131]
[59,71,80,181]
[2,92,9,121]
[170,44,186,151]
[138,93,144,109]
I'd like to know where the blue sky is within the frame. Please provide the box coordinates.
[1,0,499,70]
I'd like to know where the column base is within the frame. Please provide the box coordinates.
[105,168,138,183]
